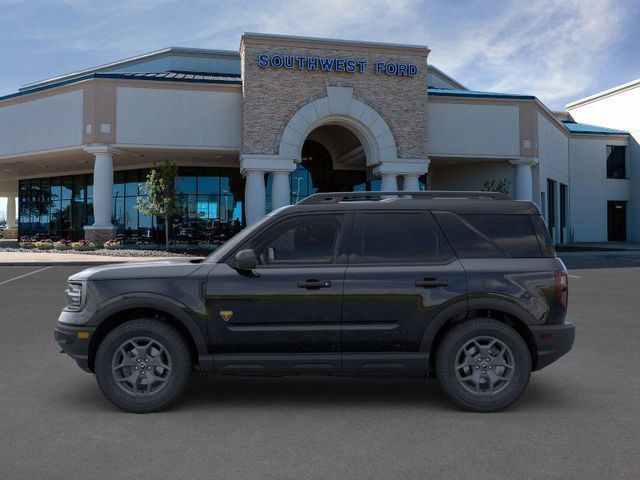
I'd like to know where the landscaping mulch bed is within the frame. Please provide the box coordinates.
[0,247,206,257]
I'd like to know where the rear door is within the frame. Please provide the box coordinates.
[341,211,467,374]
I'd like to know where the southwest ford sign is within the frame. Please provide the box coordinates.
[257,53,418,77]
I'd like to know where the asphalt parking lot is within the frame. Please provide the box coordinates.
[1,257,639,479]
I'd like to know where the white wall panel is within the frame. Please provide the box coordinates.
[428,102,519,156]
[0,90,83,156]
[116,87,242,148]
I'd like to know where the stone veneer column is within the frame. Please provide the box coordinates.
[84,145,118,245]
[510,158,539,201]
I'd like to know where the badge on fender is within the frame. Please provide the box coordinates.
[219,310,233,321]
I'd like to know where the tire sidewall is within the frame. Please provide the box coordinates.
[436,319,531,412]
[95,320,191,413]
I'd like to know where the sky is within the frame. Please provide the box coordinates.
[1,0,640,218]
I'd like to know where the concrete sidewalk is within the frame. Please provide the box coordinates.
[0,251,183,266]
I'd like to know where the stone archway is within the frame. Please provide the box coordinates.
[278,86,398,165]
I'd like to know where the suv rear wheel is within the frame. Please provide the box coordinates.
[435,318,531,412]
[95,319,191,413]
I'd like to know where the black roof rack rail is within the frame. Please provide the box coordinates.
[297,191,511,205]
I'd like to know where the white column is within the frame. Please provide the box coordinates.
[401,174,420,191]
[510,158,538,201]
[244,170,266,226]
[6,195,16,228]
[380,174,398,192]
[91,152,115,227]
[271,171,291,210]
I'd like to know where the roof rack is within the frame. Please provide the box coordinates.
[297,191,511,205]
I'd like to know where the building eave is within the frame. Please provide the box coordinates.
[565,78,640,110]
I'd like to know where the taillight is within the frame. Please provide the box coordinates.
[555,271,568,310]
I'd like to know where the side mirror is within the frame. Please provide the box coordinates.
[230,248,258,271]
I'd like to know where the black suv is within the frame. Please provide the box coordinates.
[55,191,574,413]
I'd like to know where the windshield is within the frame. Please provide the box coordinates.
[205,207,290,263]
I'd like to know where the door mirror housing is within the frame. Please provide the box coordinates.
[230,248,258,271]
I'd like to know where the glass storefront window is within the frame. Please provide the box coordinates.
[18,167,244,243]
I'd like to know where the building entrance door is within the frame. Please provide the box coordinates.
[607,201,627,241]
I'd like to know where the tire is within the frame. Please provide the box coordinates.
[435,318,531,412]
[95,319,192,413]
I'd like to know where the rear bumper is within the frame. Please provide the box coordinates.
[530,322,575,371]
[54,323,96,373]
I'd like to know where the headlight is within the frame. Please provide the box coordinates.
[65,282,85,311]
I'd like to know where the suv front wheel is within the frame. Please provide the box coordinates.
[94,319,192,413]
[436,318,531,412]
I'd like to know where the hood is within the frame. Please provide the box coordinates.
[68,258,206,282]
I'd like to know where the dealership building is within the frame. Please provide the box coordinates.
[0,33,637,245]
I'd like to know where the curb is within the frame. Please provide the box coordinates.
[0,261,137,266]
[558,251,640,258]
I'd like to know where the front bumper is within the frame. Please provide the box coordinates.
[54,323,96,373]
[530,322,575,371]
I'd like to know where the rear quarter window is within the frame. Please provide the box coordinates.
[434,212,546,258]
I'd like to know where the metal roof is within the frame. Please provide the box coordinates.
[428,87,535,100]
[562,121,628,135]
[0,71,242,102]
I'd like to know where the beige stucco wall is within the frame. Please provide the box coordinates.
[240,35,428,160]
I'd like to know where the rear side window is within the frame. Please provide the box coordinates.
[354,212,454,264]
[434,212,544,258]
[461,215,542,257]
[529,215,556,257]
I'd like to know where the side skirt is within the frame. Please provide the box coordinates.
[201,352,430,376]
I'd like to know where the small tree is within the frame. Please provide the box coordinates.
[482,178,511,195]
[136,161,180,250]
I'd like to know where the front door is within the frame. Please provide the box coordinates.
[206,213,349,373]
[341,211,467,374]
[608,201,627,241]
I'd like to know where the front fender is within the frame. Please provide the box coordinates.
[91,293,209,357]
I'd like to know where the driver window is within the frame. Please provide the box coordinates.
[252,216,341,265]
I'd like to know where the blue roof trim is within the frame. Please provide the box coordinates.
[562,121,628,135]
[428,87,535,100]
[0,72,242,102]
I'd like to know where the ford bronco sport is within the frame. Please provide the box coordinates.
[55,191,574,413]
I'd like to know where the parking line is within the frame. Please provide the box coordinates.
[0,266,52,286]
[568,274,581,279]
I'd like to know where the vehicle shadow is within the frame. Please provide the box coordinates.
[171,374,574,413]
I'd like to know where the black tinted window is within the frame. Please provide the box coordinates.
[356,213,454,263]
[253,216,341,265]
[435,212,543,258]
[529,215,555,257]
[461,215,542,257]
[434,212,502,258]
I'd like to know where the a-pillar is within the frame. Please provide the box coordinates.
[84,145,118,245]
[509,158,538,201]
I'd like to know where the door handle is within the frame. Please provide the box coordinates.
[297,279,331,290]
[415,278,448,288]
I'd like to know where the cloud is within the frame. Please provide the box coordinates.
[426,0,634,108]
[1,0,637,109]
